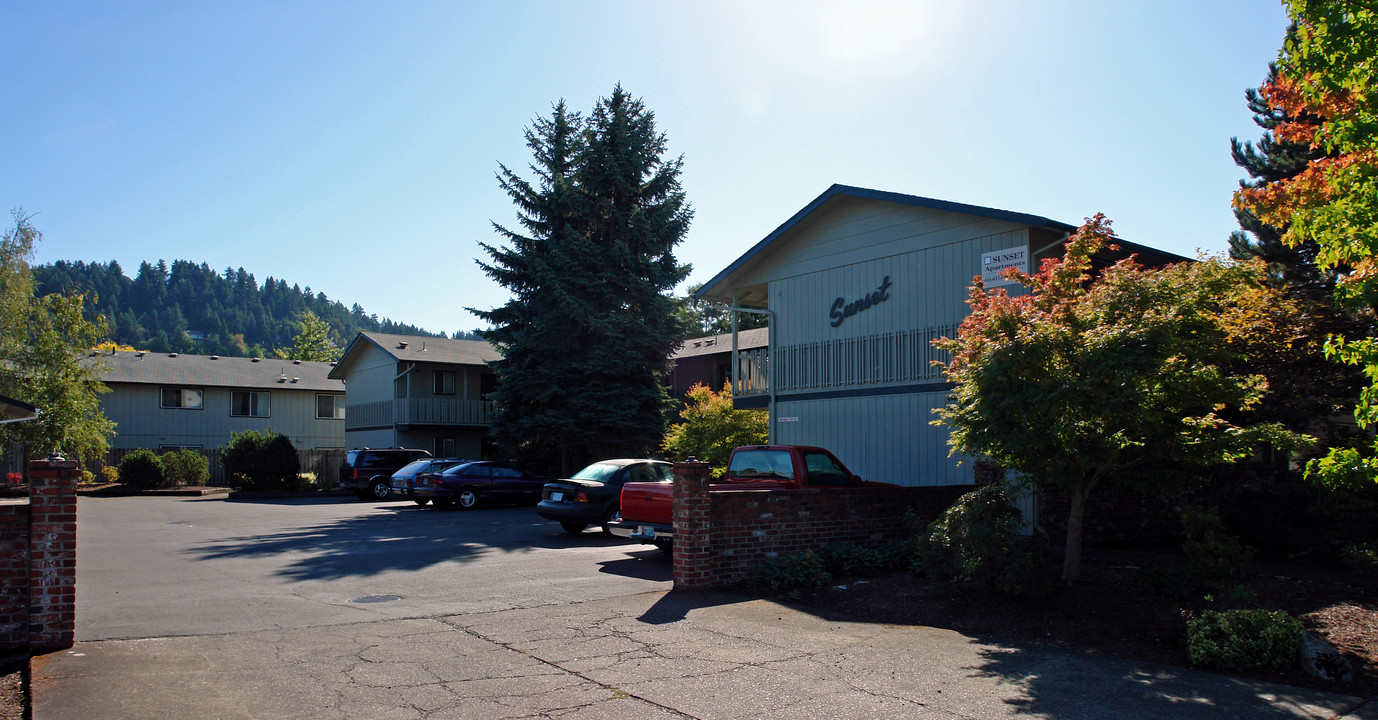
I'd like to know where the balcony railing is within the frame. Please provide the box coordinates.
[734,348,770,397]
[732,325,956,399]
[345,398,495,430]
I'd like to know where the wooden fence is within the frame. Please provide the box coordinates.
[99,447,346,488]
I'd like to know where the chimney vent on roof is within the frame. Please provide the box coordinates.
[292,359,301,365]
[398,341,409,349]
[251,357,260,362]
[169,353,178,358]
[210,355,219,360]
[291,377,299,383]
[137,351,146,359]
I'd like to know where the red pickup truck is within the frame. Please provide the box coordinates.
[610,445,882,551]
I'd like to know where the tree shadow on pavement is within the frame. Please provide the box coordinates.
[185,505,641,582]
[966,642,1362,720]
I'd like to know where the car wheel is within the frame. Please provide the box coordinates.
[432,498,453,510]
[560,521,588,535]
[368,480,391,501]
[413,498,430,506]
[600,506,620,536]
[457,488,479,509]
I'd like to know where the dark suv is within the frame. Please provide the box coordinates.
[339,448,431,500]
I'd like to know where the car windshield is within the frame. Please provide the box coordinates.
[727,450,794,479]
[571,463,621,483]
[396,460,432,476]
[442,462,481,476]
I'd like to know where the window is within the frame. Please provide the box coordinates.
[161,388,203,409]
[726,449,793,479]
[316,394,345,420]
[434,437,455,457]
[231,391,271,418]
[434,370,456,396]
[803,451,849,486]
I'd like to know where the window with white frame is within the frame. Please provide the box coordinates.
[161,387,203,409]
[434,370,456,396]
[316,394,345,420]
[230,391,271,418]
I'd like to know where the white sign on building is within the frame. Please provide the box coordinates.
[981,245,1029,286]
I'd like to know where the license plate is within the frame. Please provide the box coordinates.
[550,491,563,502]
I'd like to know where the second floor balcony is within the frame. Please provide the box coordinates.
[345,397,495,431]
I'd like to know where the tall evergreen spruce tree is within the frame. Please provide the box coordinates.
[1225,63,1361,450]
[477,88,692,474]
[1228,63,1330,297]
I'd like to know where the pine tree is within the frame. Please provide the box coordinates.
[1227,58,1363,459]
[477,88,693,474]
[1228,62,1330,297]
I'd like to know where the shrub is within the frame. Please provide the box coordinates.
[751,550,831,594]
[79,469,95,484]
[222,429,301,491]
[161,449,209,487]
[1186,609,1304,672]
[1182,506,1255,592]
[915,485,1055,599]
[1342,543,1378,578]
[118,449,167,490]
[876,539,917,573]
[100,466,119,484]
[818,542,884,577]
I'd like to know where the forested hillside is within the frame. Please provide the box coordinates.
[32,259,457,357]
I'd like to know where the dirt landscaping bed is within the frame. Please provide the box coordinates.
[0,655,24,720]
[788,550,1378,700]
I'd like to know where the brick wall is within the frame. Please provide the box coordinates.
[671,461,970,590]
[0,459,78,652]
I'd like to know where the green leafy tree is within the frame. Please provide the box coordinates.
[674,282,768,339]
[933,215,1305,581]
[1235,1,1378,490]
[476,87,692,474]
[275,310,340,362]
[663,382,768,475]
[0,212,114,464]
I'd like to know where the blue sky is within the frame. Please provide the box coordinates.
[3,1,1289,336]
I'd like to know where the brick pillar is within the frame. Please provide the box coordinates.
[671,460,713,591]
[27,458,77,651]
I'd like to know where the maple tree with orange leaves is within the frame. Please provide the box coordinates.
[1235,1,1378,489]
[933,216,1303,582]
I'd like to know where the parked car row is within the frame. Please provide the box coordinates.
[341,447,675,540]
[343,445,875,556]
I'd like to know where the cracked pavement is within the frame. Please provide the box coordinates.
[32,590,1370,719]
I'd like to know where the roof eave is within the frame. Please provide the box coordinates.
[694,184,1076,303]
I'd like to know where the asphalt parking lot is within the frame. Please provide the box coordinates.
[76,494,673,641]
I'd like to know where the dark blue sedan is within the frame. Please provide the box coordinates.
[413,461,548,510]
